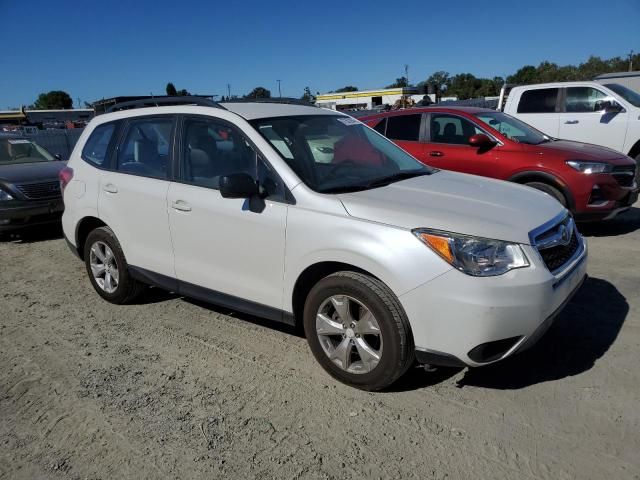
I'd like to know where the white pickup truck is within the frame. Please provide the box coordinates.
[500,81,640,165]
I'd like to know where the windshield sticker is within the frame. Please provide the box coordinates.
[8,139,31,144]
[336,117,360,126]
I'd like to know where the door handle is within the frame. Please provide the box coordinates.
[103,183,118,193]
[171,200,192,212]
[429,151,444,157]
[564,120,579,124]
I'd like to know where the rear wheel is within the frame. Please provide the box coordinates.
[303,271,413,391]
[525,181,567,207]
[83,226,144,304]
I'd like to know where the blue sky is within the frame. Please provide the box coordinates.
[0,0,638,109]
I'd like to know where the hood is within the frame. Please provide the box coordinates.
[338,171,566,245]
[535,140,630,163]
[0,161,67,184]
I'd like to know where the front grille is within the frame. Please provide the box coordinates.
[612,165,637,187]
[538,232,579,273]
[16,181,61,199]
[534,215,581,273]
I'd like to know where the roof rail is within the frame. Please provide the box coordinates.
[107,96,223,113]
[222,97,317,107]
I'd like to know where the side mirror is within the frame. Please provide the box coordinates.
[468,133,496,149]
[604,101,623,114]
[219,173,259,199]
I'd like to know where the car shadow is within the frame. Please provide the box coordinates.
[578,206,640,237]
[455,276,627,390]
[0,224,63,243]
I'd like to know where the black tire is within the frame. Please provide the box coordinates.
[303,271,414,391]
[525,181,567,207]
[83,226,144,304]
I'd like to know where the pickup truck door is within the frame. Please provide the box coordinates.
[509,87,561,138]
[558,86,629,152]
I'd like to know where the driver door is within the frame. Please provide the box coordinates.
[167,115,289,312]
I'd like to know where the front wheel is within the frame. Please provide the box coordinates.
[525,181,567,207]
[303,271,414,391]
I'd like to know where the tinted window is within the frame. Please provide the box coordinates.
[182,117,257,189]
[82,123,116,166]
[517,88,559,113]
[373,118,387,135]
[117,117,174,178]
[431,114,483,145]
[565,87,608,112]
[385,114,421,141]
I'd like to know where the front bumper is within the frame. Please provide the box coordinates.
[402,241,588,367]
[0,198,64,231]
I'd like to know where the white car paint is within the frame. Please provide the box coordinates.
[63,102,587,369]
[504,81,640,158]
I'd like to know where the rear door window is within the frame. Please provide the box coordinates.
[517,88,560,113]
[373,118,387,135]
[117,117,175,179]
[386,114,421,141]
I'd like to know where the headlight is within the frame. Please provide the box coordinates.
[413,229,529,277]
[566,160,612,174]
[0,188,14,201]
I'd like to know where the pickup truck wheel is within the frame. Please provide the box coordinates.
[525,181,567,207]
[303,271,413,391]
[84,226,144,304]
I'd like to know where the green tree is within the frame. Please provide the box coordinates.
[385,76,409,88]
[245,87,271,99]
[166,82,178,96]
[32,90,73,109]
[334,85,358,93]
[301,86,315,103]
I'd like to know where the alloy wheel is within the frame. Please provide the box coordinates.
[89,241,119,294]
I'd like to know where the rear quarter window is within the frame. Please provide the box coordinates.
[517,88,559,114]
[82,122,117,166]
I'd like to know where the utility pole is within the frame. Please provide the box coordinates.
[629,50,634,72]
[227,83,231,98]
[277,80,282,98]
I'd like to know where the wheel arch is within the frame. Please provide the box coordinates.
[508,170,576,211]
[628,139,640,160]
[75,216,109,260]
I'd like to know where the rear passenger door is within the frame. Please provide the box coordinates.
[425,113,498,176]
[97,115,177,278]
[513,87,561,137]
[167,115,288,312]
[381,113,426,161]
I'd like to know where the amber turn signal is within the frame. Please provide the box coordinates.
[416,233,454,264]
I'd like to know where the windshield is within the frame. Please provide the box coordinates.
[0,138,55,165]
[250,115,433,193]
[475,111,550,145]
[605,83,640,108]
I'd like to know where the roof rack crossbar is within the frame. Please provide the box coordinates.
[107,96,223,113]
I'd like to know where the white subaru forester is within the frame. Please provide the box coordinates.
[60,97,587,390]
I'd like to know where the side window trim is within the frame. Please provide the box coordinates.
[114,114,178,180]
[176,114,294,204]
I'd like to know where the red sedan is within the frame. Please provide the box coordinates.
[360,107,638,221]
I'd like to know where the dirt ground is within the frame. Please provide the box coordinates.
[1,207,639,480]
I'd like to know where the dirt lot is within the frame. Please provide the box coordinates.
[1,207,639,480]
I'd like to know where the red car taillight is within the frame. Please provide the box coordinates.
[59,166,74,193]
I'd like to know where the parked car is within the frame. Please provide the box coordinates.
[361,107,638,221]
[500,81,640,166]
[61,98,587,390]
[0,133,66,234]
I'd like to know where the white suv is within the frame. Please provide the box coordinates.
[60,97,587,390]
[503,81,640,164]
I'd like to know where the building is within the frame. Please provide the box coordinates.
[0,107,94,130]
[315,87,434,111]
[594,71,640,93]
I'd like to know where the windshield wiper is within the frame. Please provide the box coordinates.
[363,170,431,188]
